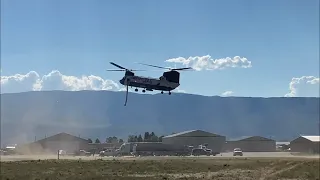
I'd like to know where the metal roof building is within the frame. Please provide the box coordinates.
[290,135,320,154]
[223,136,276,152]
[37,133,89,152]
[162,130,226,154]
[16,133,90,154]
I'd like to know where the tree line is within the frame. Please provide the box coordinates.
[87,136,124,144]
[87,132,165,144]
[127,132,164,142]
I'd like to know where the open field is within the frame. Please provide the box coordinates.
[1,156,319,180]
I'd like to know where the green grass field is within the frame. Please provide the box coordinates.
[1,157,319,180]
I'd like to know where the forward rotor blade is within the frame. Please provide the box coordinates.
[130,69,147,71]
[110,62,126,70]
[106,69,148,72]
[106,69,126,71]
[137,63,169,70]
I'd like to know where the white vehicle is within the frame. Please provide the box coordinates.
[233,148,243,156]
[99,149,117,157]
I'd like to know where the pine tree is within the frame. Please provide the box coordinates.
[144,132,150,142]
[138,134,143,142]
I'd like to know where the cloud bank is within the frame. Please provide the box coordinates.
[221,91,234,96]
[2,71,319,97]
[285,76,319,97]
[165,55,252,71]
[1,70,187,94]
[1,70,119,93]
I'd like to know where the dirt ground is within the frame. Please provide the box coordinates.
[1,155,319,180]
[1,152,319,162]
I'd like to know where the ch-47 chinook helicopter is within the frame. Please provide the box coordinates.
[107,62,193,106]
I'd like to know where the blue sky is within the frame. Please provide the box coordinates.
[1,0,319,97]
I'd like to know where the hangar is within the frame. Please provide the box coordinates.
[17,133,90,154]
[162,130,226,154]
[224,136,276,152]
[38,133,90,153]
[290,136,319,154]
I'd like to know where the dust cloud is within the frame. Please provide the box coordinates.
[1,96,110,155]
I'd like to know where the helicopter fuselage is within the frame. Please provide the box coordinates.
[119,75,179,91]
[107,61,191,105]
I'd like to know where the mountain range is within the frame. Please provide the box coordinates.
[1,90,319,146]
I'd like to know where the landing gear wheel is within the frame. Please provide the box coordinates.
[169,91,171,95]
[142,89,146,93]
[161,91,164,94]
[135,88,138,92]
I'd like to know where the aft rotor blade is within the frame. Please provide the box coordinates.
[137,63,169,70]
[110,62,126,70]
[137,62,192,71]
[171,67,193,71]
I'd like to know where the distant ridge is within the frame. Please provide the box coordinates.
[1,90,319,146]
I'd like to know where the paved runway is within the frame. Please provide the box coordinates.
[1,152,319,162]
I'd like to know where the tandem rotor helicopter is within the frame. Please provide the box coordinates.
[107,62,193,106]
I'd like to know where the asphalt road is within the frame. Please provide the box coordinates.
[1,152,319,162]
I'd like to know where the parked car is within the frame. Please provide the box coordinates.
[191,145,214,156]
[233,148,243,156]
[74,150,92,156]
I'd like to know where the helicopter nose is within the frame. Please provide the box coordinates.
[119,79,125,85]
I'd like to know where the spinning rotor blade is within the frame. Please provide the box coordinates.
[106,69,126,71]
[110,62,126,70]
[137,62,193,71]
[106,69,147,72]
[130,70,148,71]
[137,63,169,70]
[171,67,193,71]
[109,62,147,71]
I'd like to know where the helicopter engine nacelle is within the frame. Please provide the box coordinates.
[159,76,166,80]
[163,71,180,83]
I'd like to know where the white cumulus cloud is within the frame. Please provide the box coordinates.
[1,71,41,93]
[173,87,186,93]
[221,91,234,96]
[1,70,119,93]
[285,76,319,97]
[165,55,252,71]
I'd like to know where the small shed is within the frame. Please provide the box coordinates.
[224,136,276,152]
[290,136,320,154]
[162,130,226,153]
